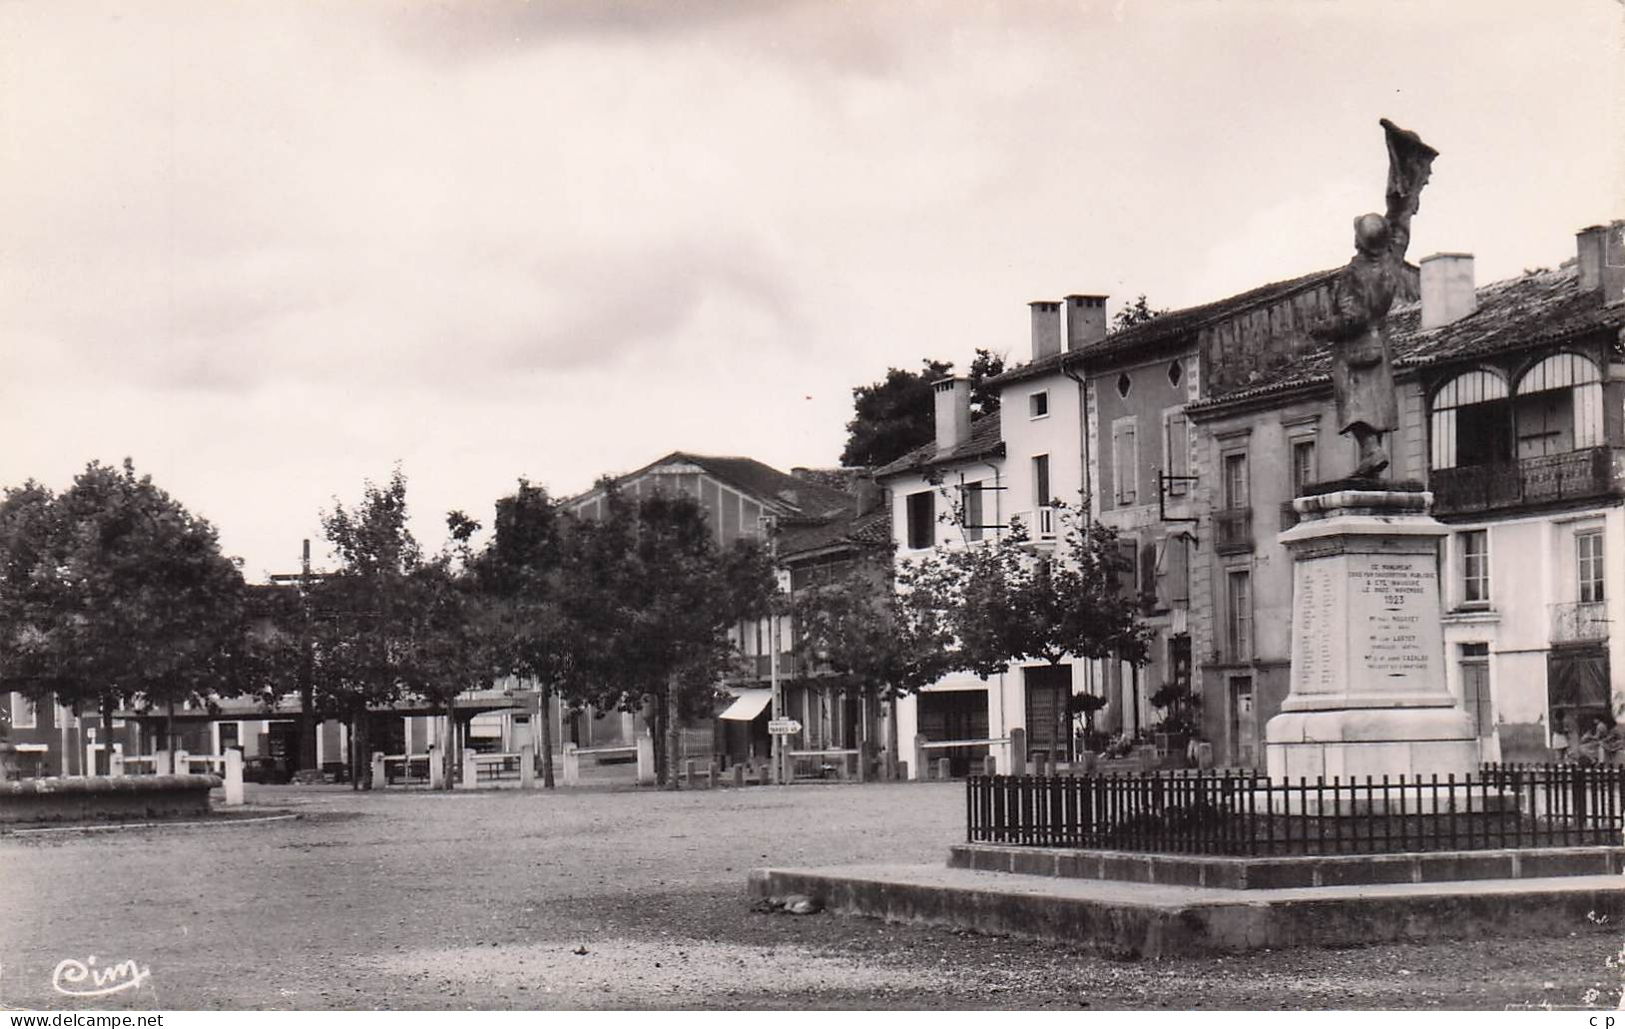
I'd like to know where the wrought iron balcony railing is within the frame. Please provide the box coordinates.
[1430,447,1620,517]
[1552,600,1610,645]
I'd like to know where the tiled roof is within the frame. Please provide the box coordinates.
[871,410,1005,480]
[777,504,893,561]
[989,269,1339,387]
[1189,264,1625,413]
[575,451,856,521]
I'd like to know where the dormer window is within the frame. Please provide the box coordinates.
[1029,390,1049,419]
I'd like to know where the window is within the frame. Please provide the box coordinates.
[1032,455,1051,507]
[1226,569,1253,661]
[905,490,935,550]
[1429,369,1511,470]
[9,693,35,730]
[1290,438,1317,495]
[1222,451,1250,510]
[1460,530,1489,606]
[1116,373,1132,398]
[1163,409,1189,496]
[1460,643,1492,737]
[962,480,984,542]
[1168,360,1184,389]
[1577,530,1605,603]
[1028,391,1049,419]
[1111,418,1137,505]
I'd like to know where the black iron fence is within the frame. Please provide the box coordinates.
[966,764,1625,855]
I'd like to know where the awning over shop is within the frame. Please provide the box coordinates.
[719,689,773,722]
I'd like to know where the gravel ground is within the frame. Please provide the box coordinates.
[1,780,1621,1010]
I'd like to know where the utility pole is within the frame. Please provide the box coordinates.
[765,515,783,785]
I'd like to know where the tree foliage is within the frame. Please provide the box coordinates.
[840,349,1006,468]
[0,460,248,762]
[1112,295,1166,332]
[787,551,952,701]
[540,485,776,786]
[309,469,493,788]
[903,498,1150,677]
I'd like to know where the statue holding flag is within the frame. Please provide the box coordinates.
[1311,118,1439,479]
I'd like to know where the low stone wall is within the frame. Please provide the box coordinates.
[0,774,220,824]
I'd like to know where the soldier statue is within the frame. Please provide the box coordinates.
[1311,118,1439,480]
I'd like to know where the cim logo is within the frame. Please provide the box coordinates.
[52,956,151,998]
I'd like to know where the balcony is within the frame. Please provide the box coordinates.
[1431,447,1621,517]
[1552,601,1610,645]
[725,652,801,683]
[1213,507,1253,555]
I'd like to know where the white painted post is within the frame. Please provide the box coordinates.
[1009,727,1028,777]
[109,750,125,777]
[683,758,697,788]
[154,750,171,776]
[562,743,580,787]
[174,749,190,777]
[371,751,386,789]
[427,744,445,789]
[84,742,97,777]
[460,748,478,790]
[912,734,927,782]
[733,763,745,787]
[706,760,719,789]
[224,749,244,806]
[520,743,535,789]
[635,732,655,786]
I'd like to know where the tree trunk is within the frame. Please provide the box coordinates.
[648,692,667,787]
[164,699,176,768]
[297,677,317,773]
[99,696,116,776]
[438,697,454,790]
[540,684,555,789]
[887,693,900,778]
[664,674,681,790]
[357,712,372,790]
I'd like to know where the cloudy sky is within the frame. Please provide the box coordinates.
[3,0,1621,579]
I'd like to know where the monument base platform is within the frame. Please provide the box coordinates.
[749,861,1625,957]
[1267,705,1479,781]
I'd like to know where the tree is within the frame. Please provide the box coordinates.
[1112,295,1166,332]
[0,460,248,771]
[311,469,490,789]
[467,479,570,789]
[904,497,1150,749]
[787,549,953,771]
[559,485,774,786]
[840,350,1006,468]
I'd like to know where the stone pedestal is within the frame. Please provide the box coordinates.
[1266,489,1479,782]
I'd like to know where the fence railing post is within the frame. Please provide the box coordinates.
[519,743,536,789]
[562,743,580,787]
[371,751,387,789]
[1008,728,1027,777]
[460,749,478,790]
[912,734,927,782]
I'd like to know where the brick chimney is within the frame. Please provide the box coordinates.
[1419,253,1476,329]
[1577,222,1625,306]
[933,376,971,453]
[1064,294,1109,350]
[1029,301,1061,361]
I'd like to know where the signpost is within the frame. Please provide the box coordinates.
[768,719,802,736]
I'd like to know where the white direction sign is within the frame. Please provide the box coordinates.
[767,718,802,736]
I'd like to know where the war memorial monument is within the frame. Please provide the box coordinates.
[751,121,1625,956]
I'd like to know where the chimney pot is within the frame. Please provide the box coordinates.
[1029,301,1062,361]
[1064,294,1110,351]
[1577,221,1625,306]
[1419,253,1476,329]
[932,376,972,454]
